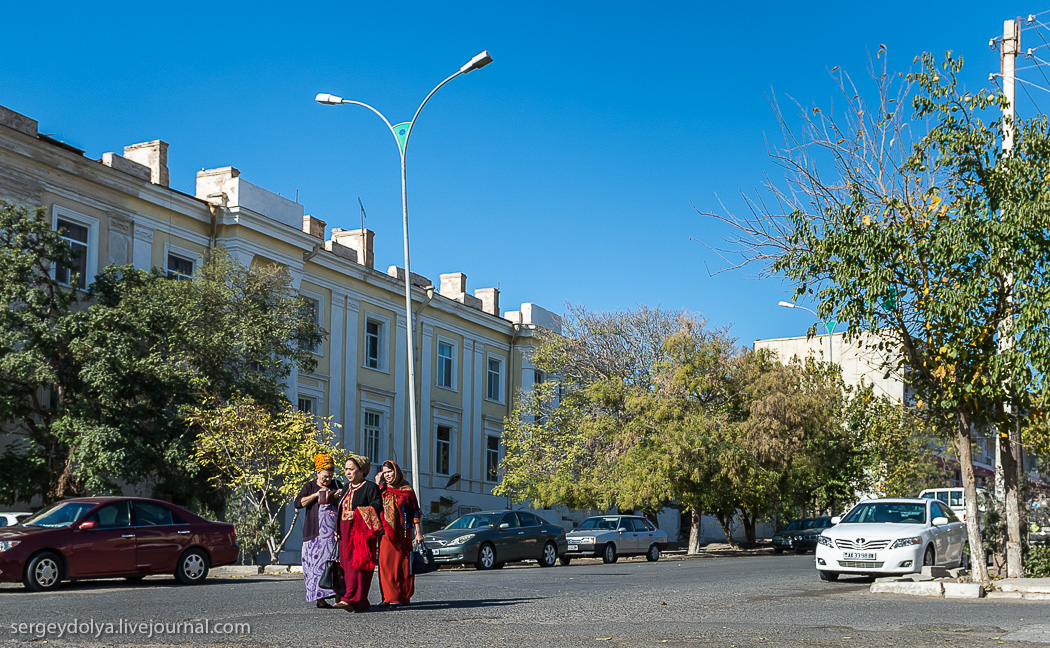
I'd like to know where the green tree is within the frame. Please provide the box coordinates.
[704,52,1050,581]
[189,395,344,564]
[0,199,324,504]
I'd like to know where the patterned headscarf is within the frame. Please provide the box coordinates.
[314,454,335,472]
[347,453,370,474]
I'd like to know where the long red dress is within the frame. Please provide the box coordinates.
[337,480,383,610]
[378,462,422,605]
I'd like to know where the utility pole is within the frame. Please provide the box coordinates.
[995,16,1024,578]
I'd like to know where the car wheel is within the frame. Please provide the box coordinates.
[818,570,839,582]
[538,541,558,568]
[923,545,935,567]
[175,548,209,585]
[559,556,572,566]
[602,543,618,564]
[773,548,784,554]
[475,543,497,570]
[646,544,660,562]
[23,551,63,592]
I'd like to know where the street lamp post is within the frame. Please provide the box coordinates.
[777,301,836,365]
[316,50,493,504]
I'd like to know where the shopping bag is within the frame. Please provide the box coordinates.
[318,543,340,590]
[411,541,438,575]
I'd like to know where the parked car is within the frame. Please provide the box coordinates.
[423,510,567,570]
[918,487,989,524]
[0,497,238,591]
[563,515,668,565]
[815,498,966,581]
[772,517,834,554]
[0,512,32,527]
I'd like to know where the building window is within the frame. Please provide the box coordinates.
[55,218,89,289]
[301,297,320,354]
[437,341,454,388]
[435,425,452,476]
[363,411,382,462]
[166,253,194,280]
[486,435,500,482]
[533,369,545,386]
[297,397,313,414]
[486,357,502,402]
[365,319,383,370]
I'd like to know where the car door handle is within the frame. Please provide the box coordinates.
[517,532,524,535]
[177,530,191,535]
[121,534,136,538]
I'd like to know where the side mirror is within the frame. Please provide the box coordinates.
[830,517,841,525]
[932,516,948,526]
[499,522,510,529]
[617,527,627,534]
[78,521,97,530]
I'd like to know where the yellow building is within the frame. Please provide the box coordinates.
[0,104,562,549]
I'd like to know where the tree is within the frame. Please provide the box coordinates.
[189,395,344,564]
[0,200,324,504]
[703,52,1050,581]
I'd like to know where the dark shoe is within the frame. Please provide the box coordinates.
[352,605,371,613]
[316,600,333,609]
[375,602,391,608]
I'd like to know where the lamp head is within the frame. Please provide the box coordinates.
[315,93,344,105]
[778,301,796,309]
[460,50,493,74]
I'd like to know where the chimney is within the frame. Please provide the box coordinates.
[303,215,326,239]
[123,140,169,187]
[439,273,467,298]
[474,287,500,316]
[331,228,374,269]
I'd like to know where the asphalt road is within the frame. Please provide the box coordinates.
[1,552,1048,648]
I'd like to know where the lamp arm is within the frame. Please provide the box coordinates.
[402,70,463,155]
[337,100,400,151]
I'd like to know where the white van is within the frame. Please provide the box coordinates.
[919,487,989,523]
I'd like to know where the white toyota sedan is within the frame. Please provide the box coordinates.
[815,498,966,581]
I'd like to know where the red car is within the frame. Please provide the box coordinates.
[0,497,238,591]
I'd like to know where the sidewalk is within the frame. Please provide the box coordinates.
[211,565,303,577]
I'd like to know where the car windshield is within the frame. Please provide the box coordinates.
[444,513,499,530]
[802,519,826,529]
[782,520,803,531]
[840,502,927,525]
[21,501,98,528]
[576,517,621,531]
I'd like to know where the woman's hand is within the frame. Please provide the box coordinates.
[415,531,425,544]
[331,488,344,500]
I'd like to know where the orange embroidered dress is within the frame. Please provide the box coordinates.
[336,480,383,610]
[378,462,422,605]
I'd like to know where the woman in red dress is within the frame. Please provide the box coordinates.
[375,460,424,607]
[333,454,383,612]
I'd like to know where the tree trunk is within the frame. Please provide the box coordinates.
[957,410,989,584]
[715,512,738,549]
[741,510,757,548]
[271,508,301,565]
[688,508,702,555]
[1000,425,1023,577]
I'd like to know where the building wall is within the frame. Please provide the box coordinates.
[0,104,564,554]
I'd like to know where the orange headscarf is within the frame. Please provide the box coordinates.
[314,454,335,472]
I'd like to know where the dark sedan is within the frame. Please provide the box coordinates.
[0,497,238,591]
[772,516,834,554]
[423,510,568,570]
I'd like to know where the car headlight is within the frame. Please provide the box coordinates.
[890,536,923,549]
[817,535,833,548]
[0,540,21,552]
[449,533,476,545]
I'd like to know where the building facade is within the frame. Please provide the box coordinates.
[0,104,563,555]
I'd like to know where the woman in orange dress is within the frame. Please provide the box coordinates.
[375,460,424,607]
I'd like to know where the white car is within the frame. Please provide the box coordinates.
[815,498,966,581]
[0,512,32,527]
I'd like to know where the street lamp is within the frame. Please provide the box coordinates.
[316,51,493,504]
[777,301,837,365]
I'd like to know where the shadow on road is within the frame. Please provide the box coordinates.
[400,597,538,610]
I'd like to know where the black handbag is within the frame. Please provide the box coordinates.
[411,541,438,575]
[318,542,340,590]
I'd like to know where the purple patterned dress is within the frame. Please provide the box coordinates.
[302,501,337,601]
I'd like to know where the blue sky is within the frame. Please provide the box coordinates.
[2,2,1044,346]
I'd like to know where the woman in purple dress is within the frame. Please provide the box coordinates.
[295,454,344,608]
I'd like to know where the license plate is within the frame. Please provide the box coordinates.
[843,551,876,560]
[568,545,581,551]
